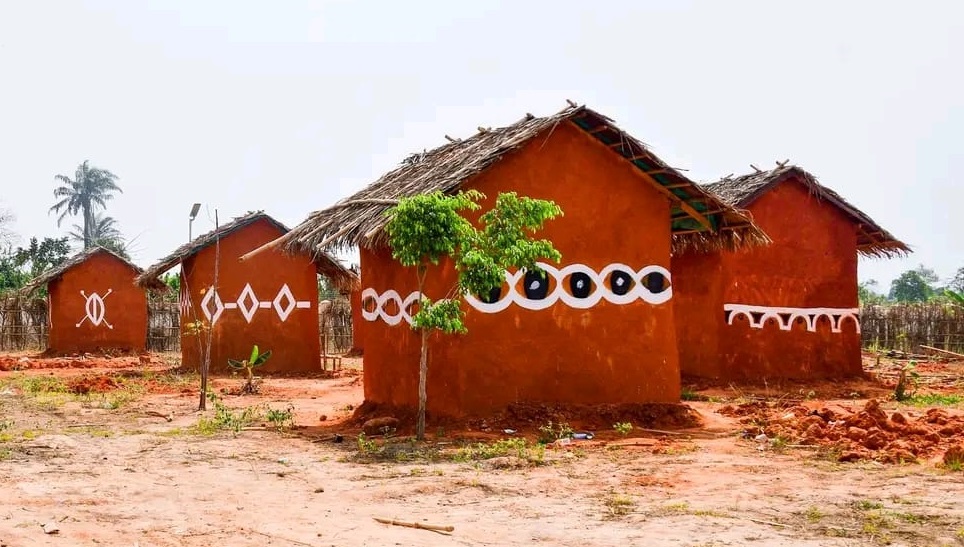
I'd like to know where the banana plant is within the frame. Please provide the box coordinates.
[945,289,964,306]
[228,345,272,394]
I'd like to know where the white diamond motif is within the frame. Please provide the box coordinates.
[200,287,224,325]
[273,284,297,322]
[236,284,259,323]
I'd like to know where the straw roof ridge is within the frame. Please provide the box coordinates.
[135,211,358,291]
[704,165,910,258]
[278,104,769,258]
[23,246,163,295]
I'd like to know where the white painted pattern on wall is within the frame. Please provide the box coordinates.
[199,283,312,325]
[723,304,860,333]
[76,289,113,329]
[361,262,673,326]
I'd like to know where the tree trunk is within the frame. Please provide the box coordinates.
[415,263,428,441]
[416,328,428,440]
[82,203,92,249]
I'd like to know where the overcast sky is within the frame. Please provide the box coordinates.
[1,1,960,289]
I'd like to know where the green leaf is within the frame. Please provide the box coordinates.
[252,349,272,366]
[249,345,260,363]
[227,359,245,370]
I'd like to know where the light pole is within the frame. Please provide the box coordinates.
[188,203,201,241]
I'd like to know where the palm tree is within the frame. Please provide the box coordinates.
[49,161,122,249]
[68,213,128,257]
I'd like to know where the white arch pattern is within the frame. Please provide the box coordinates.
[723,304,860,333]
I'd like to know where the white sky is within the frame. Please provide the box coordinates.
[0,1,961,288]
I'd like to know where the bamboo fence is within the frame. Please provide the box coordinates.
[0,295,355,356]
[860,303,964,354]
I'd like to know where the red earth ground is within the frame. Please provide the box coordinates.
[1,350,963,546]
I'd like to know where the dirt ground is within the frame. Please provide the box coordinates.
[1,351,964,546]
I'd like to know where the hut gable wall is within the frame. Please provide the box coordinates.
[362,121,681,417]
[180,217,320,373]
[48,251,147,353]
[676,175,861,380]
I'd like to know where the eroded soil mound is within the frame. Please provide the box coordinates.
[494,401,703,431]
[351,400,703,437]
[67,375,121,394]
[720,399,964,464]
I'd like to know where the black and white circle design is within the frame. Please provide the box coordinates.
[361,263,673,325]
[466,262,673,312]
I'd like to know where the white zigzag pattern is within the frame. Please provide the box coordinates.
[361,262,673,326]
[723,304,860,333]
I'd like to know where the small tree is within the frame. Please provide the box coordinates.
[385,190,562,440]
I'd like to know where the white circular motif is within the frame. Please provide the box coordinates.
[362,262,673,325]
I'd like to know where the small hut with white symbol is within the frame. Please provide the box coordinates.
[23,247,162,354]
[254,104,770,418]
[136,212,358,373]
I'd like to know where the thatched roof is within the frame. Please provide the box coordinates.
[704,165,910,258]
[134,211,358,291]
[270,104,769,259]
[23,246,163,295]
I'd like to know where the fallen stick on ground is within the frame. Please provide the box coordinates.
[744,517,789,528]
[373,517,454,535]
[920,345,964,359]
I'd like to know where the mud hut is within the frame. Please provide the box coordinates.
[253,104,768,418]
[674,165,909,380]
[136,212,357,374]
[23,247,161,354]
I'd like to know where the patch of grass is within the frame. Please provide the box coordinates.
[901,393,964,407]
[613,422,633,436]
[191,393,264,436]
[537,420,573,444]
[357,432,378,454]
[66,426,112,438]
[691,508,730,518]
[680,388,706,401]
[945,459,964,472]
[860,511,892,535]
[266,404,295,431]
[854,500,884,511]
[659,502,691,515]
[454,438,545,463]
[9,375,68,395]
[770,435,791,452]
[604,492,636,518]
[157,427,186,437]
[805,506,825,523]
[890,511,932,524]
[20,429,40,440]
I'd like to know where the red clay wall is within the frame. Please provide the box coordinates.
[48,252,147,353]
[361,121,680,418]
[180,218,321,374]
[675,178,861,380]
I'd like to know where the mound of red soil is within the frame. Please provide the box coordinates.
[67,375,121,395]
[350,400,703,437]
[721,398,964,464]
